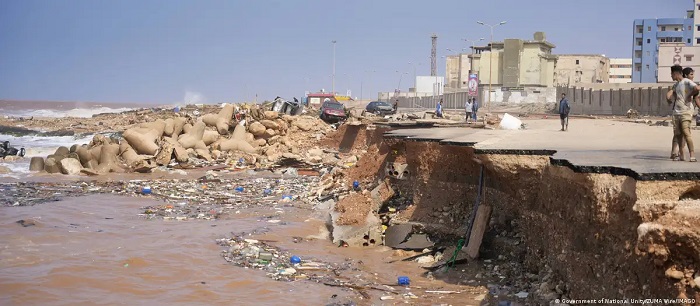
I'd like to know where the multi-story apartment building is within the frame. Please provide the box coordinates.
[632,0,700,82]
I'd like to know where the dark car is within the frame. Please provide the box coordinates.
[319,101,347,122]
[365,101,395,115]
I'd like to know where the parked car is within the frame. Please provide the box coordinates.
[365,101,395,115]
[319,101,347,122]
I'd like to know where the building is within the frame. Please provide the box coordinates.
[554,55,610,86]
[632,0,700,82]
[446,32,557,90]
[658,43,700,82]
[609,58,632,83]
[444,32,558,104]
[470,32,557,88]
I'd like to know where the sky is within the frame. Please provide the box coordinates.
[0,0,691,104]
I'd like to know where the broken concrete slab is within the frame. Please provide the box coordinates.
[384,223,413,248]
[395,233,434,250]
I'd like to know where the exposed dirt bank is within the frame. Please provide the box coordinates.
[324,124,700,303]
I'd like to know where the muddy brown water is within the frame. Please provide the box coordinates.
[0,193,484,306]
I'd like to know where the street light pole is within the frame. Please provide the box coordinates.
[332,40,337,94]
[463,38,485,74]
[476,21,506,113]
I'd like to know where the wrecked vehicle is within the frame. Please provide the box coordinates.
[319,100,347,123]
[1,141,25,158]
[271,97,303,115]
[365,101,396,116]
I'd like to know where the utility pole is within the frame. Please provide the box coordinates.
[332,40,337,94]
[477,21,506,113]
[431,34,438,76]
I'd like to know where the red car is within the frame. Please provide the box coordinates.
[319,101,347,122]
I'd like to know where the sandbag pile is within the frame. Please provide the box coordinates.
[30,103,338,175]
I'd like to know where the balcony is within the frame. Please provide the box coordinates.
[633,57,642,64]
[657,31,685,38]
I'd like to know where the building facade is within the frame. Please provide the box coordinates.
[553,55,610,86]
[445,32,557,91]
[609,58,632,83]
[658,43,700,83]
[632,0,700,83]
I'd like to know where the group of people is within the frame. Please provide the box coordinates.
[432,98,480,121]
[667,65,700,162]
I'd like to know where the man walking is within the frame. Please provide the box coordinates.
[559,93,570,131]
[667,65,700,162]
[471,98,479,121]
[465,98,473,123]
[436,99,444,118]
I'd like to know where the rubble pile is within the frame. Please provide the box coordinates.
[29,103,342,175]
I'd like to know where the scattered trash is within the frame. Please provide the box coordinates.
[141,186,152,195]
[234,186,244,192]
[515,291,529,298]
[398,276,410,286]
[263,189,272,195]
[352,180,360,191]
[290,255,301,264]
[498,113,522,130]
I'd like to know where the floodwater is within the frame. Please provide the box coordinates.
[0,194,484,306]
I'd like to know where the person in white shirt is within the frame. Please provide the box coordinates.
[465,99,473,123]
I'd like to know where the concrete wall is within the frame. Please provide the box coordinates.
[483,86,557,104]
[445,55,460,90]
[477,50,502,86]
[554,55,610,86]
[503,39,523,87]
[658,43,700,82]
[557,85,673,116]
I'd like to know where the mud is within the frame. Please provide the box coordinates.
[314,121,700,303]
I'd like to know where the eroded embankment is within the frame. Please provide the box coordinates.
[323,124,700,302]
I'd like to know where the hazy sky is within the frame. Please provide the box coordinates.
[0,0,690,104]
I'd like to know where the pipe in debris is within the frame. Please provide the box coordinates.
[462,164,485,248]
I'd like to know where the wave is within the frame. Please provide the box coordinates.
[0,134,94,176]
[3,107,134,118]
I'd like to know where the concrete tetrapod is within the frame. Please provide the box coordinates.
[95,143,123,174]
[202,104,235,135]
[122,128,160,155]
[178,121,206,149]
[203,130,220,146]
[219,123,256,154]
[29,157,44,172]
[119,141,148,167]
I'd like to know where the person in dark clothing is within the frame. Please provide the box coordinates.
[559,93,571,131]
[393,100,398,113]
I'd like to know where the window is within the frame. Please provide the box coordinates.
[675,27,680,31]
[687,55,694,61]
[646,51,650,56]
[637,26,643,33]
[662,26,666,31]
[647,39,651,43]
[575,59,580,64]
[646,64,650,69]
[697,26,700,31]
[689,39,692,44]
[648,26,651,31]
[635,50,642,58]
[697,38,700,44]
[635,65,641,72]
[660,38,666,43]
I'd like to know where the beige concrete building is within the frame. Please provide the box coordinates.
[609,58,632,83]
[554,55,610,86]
[658,42,700,83]
[446,32,557,91]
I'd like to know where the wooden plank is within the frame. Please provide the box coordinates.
[464,205,492,259]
